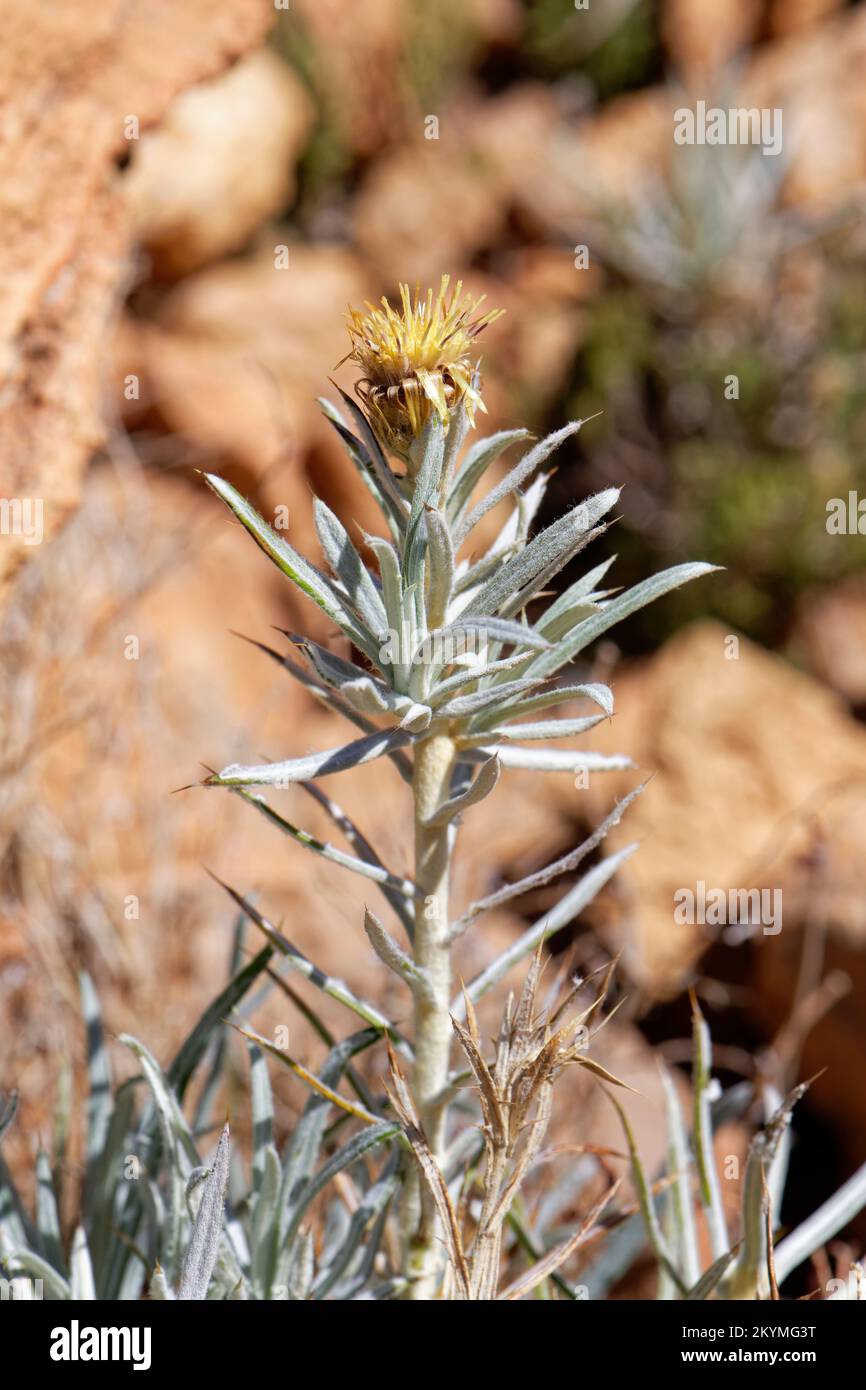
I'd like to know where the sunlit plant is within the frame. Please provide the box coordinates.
[202,276,713,1297]
[3,281,865,1302]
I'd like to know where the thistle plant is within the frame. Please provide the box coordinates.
[202,276,713,1298]
[4,284,865,1302]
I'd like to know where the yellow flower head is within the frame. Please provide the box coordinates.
[343,275,503,454]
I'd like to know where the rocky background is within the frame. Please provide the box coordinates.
[2,0,866,1293]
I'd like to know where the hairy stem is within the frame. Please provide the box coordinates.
[402,732,455,1298]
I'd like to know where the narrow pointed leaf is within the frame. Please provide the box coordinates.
[608,1092,687,1295]
[418,616,550,665]
[660,1066,701,1290]
[204,474,379,659]
[685,1243,740,1300]
[167,945,274,1101]
[434,677,545,721]
[327,386,407,520]
[299,781,416,938]
[453,784,644,934]
[235,1026,383,1128]
[232,787,418,897]
[363,909,436,1006]
[425,507,454,630]
[538,556,618,632]
[424,755,501,829]
[691,998,730,1262]
[466,490,619,619]
[471,680,613,730]
[774,1158,866,1286]
[527,563,719,678]
[313,499,389,636]
[211,727,414,787]
[299,637,430,729]
[455,422,585,545]
[456,844,638,1011]
[178,1124,231,1301]
[481,714,608,742]
[210,877,408,1049]
[404,416,446,582]
[479,746,632,773]
[447,428,530,521]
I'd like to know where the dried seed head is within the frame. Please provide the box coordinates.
[343,275,504,454]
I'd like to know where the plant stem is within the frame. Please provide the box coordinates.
[402,732,455,1298]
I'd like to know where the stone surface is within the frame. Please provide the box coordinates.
[574,621,866,1000]
[124,50,315,278]
[0,0,274,601]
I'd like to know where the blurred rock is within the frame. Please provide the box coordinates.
[0,0,275,604]
[290,0,410,158]
[552,6,866,226]
[124,51,315,278]
[574,621,866,999]
[749,789,866,1169]
[661,0,762,83]
[745,8,866,210]
[469,83,561,211]
[465,0,523,45]
[125,245,366,464]
[352,135,506,289]
[767,0,844,39]
[791,578,866,708]
[289,0,523,162]
[546,89,676,224]
[0,189,127,608]
[495,253,589,410]
[352,83,562,289]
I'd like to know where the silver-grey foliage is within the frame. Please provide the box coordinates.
[1,394,862,1298]
[199,403,716,1296]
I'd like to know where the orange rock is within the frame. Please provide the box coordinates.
[660,0,762,82]
[574,621,866,1000]
[791,578,866,708]
[124,51,315,278]
[0,0,276,604]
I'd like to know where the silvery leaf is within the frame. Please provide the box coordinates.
[178,1124,231,1301]
[425,507,454,630]
[479,746,632,773]
[433,676,546,720]
[423,755,500,828]
[417,615,550,666]
[465,490,620,619]
[447,428,531,522]
[455,844,639,1011]
[212,728,415,786]
[314,499,388,636]
[404,415,446,583]
[470,680,614,729]
[205,475,380,662]
[454,422,586,547]
[527,563,720,677]
[482,713,608,741]
[539,555,618,631]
